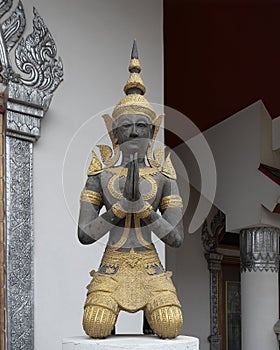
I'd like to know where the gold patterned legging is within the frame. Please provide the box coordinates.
[82,245,183,339]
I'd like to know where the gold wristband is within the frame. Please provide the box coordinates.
[135,202,153,219]
[80,190,102,206]
[111,203,127,219]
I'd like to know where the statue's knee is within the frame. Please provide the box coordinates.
[147,305,183,339]
[83,305,117,338]
[83,293,119,338]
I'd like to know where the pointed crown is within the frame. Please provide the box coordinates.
[112,40,156,123]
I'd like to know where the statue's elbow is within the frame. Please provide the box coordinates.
[78,227,95,245]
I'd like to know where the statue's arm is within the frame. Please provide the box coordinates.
[142,177,184,248]
[77,175,121,245]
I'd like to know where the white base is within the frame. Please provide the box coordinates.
[62,335,199,350]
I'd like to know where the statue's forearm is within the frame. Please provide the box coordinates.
[78,208,121,245]
[142,211,183,248]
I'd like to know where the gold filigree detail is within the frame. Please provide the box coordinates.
[128,58,141,72]
[111,202,127,219]
[112,94,156,122]
[80,190,102,206]
[105,266,116,274]
[146,266,157,275]
[124,72,146,95]
[106,166,159,177]
[97,145,112,164]
[161,153,177,180]
[87,150,103,176]
[160,195,183,211]
[106,167,158,201]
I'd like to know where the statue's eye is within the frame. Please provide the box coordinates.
[121,123,131,128]
[137,123,147,128]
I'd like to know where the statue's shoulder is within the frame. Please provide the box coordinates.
[160,153,177,180]
[87,150,103,176]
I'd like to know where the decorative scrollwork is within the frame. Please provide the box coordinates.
[0,0,12,19]
[15,7,63,94]
[2,0,25,52]
[201,210,225,253]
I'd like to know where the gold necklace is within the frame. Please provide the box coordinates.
[107,167,158,201]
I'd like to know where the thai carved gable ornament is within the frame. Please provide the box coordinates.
[0,1,63,349]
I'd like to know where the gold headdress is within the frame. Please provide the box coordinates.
[89,40,175,175]
[112,40,156,122]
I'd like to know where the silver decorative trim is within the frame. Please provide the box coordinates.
[202,210,224,350]
[0,2,63,349]
[0,0,25,83]
[6,136,34,350]
[2,1,26,52]
[240,226,280,272]
[15,7,63,94]
[8,81,52,112]
[0,0,12,18]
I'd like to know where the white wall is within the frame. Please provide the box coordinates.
[16,1,163,349]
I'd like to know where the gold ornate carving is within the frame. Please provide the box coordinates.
[97,145,112,164]
[128,58,141,72]
[107,169,158,201]
[161,153,177,180]
[160,195,183,211]
[87,150,103,176]
[111,202,127,219]
[112,94,156,122]
[106,166,159,177]
[80,190,102,206]
[147,305,183,339]
[124,72,146,95]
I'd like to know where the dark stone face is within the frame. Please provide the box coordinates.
[113,114,153,155]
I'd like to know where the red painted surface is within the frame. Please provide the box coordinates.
[164,0,280,134]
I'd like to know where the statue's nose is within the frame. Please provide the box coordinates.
[130,123,138,137]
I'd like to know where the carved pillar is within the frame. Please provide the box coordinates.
[5,82,52,350]
[202,210,225,350]
[205,252,223,350]
[240,227,280,350]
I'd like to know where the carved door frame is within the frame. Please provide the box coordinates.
[0,1,63,349]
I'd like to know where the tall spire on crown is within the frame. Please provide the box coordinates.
[112,40,156,122]
[124,39,146,95]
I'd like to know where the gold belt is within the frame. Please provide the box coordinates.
[101,244,161,269]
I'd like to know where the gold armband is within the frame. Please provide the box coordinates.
[135,202,153,219]
[80,190,102,207]
[160,195,183,211]
[111,203,127,219]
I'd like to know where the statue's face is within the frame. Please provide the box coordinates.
[114,114,153,155]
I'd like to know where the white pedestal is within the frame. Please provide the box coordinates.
[62,335,199,350]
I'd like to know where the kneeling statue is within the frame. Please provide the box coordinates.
[78,41,184,339]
